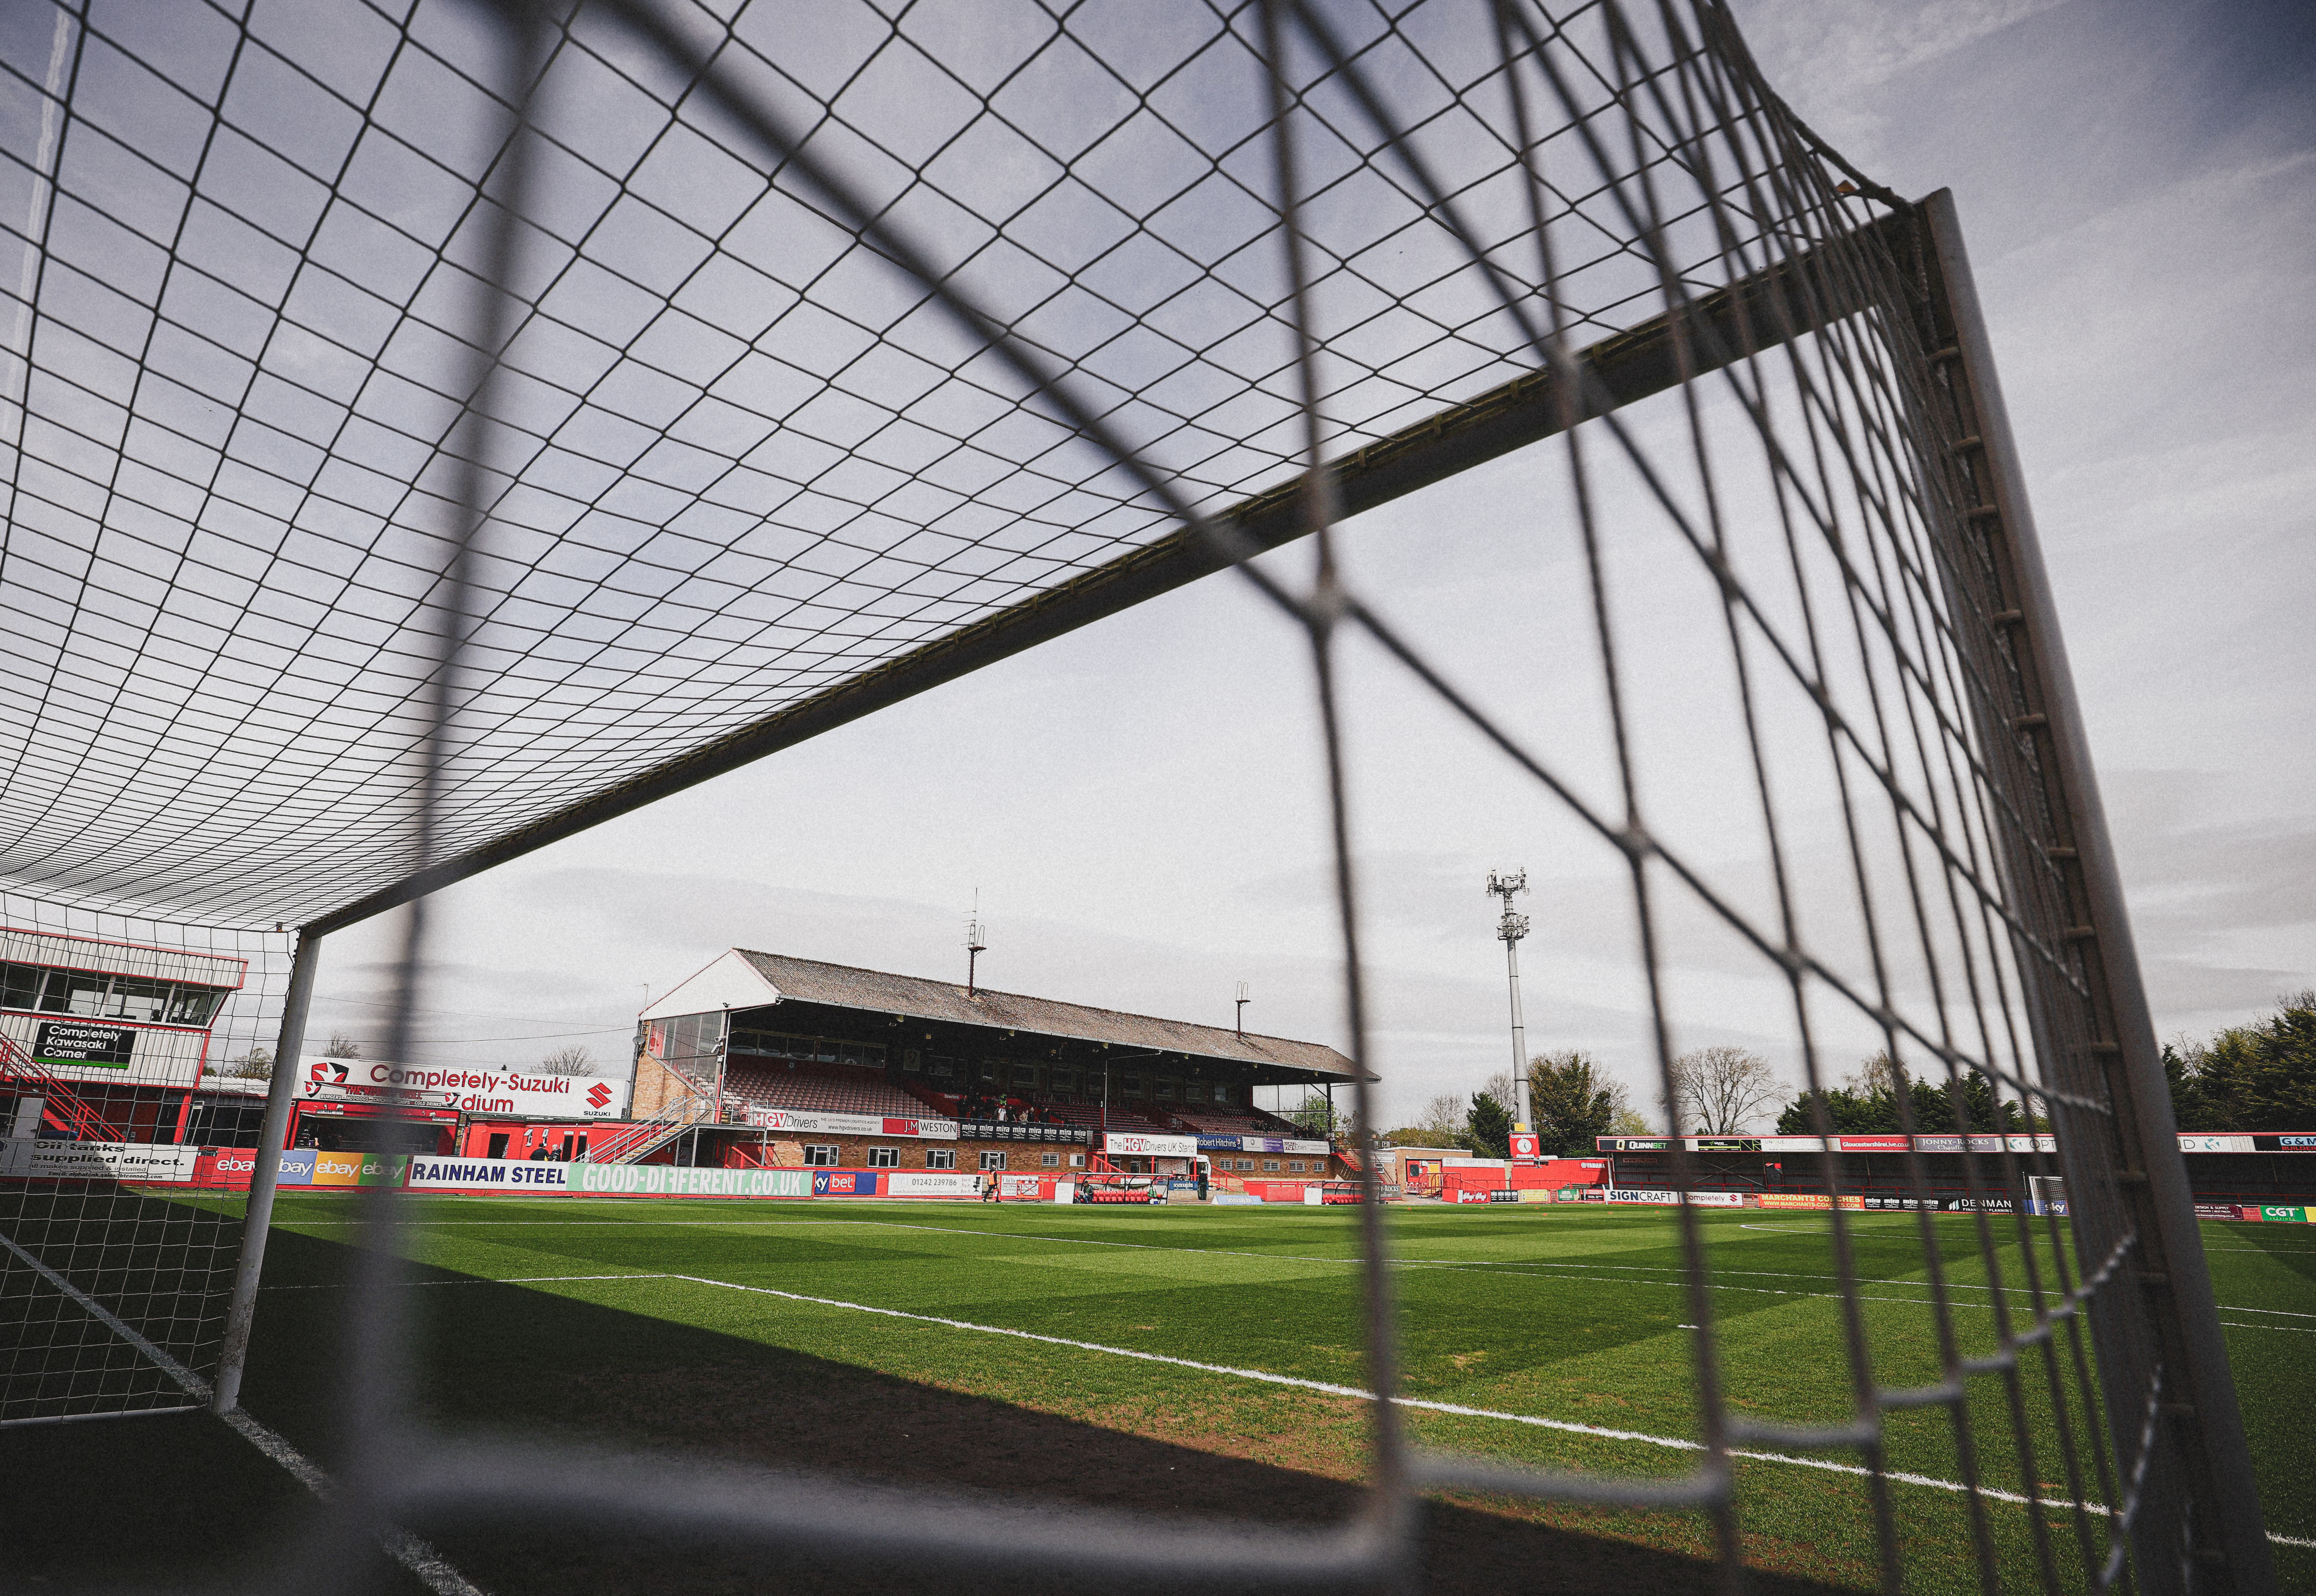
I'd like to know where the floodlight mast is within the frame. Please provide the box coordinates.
[1487,870,1532,1132]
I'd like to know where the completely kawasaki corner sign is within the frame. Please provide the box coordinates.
[32,1021,136,1068]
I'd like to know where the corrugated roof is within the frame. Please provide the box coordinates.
[734,950,1354,1080]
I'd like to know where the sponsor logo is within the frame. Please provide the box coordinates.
[587,1082,612,1110]
[1757,1193,1865,1211]
[1103,1133,1200,1158]
[1945,1197,2016,1211]
[1604,1188,1746,1207]
[1863,1196,1938,1210]
[305,1059,351,1094]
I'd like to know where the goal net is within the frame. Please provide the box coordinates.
[0,0,2267,1588]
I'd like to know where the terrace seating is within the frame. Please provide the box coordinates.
[922,1087,1177,1136]
[721,1061,932,1120]
[1176,1107,1309,1138]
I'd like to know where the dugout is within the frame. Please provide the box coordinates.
[622,950,1358,1184]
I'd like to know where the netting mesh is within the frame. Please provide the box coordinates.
[5,0,1879,929]
[0,898,286,1422]
[0,0,2265,1591]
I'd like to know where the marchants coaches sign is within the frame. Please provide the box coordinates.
[300,1057,631,1119]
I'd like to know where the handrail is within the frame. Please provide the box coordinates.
[0,1031,125,1142]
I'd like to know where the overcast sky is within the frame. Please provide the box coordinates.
[312,0,2315,1130]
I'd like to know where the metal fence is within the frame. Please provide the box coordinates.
[0,0,2271,1589]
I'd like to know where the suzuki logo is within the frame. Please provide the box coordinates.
[586,1082,612,1110]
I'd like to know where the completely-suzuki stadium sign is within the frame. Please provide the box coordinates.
[298,1057,631,1119]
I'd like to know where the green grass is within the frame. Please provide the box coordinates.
[7,1195,2313,1593]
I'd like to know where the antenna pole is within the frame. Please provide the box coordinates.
[964,894,987,997]
[1234,980,1251,1039]
[1487,870,1532,1133]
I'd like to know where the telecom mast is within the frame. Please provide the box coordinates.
[1487,869,1532,1130]
[964,895,987,995]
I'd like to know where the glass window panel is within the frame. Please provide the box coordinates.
[41,970,110,1015]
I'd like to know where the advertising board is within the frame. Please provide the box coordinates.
[406,1156,579,1192]
[743,1107,958,1140]
[2193,1203,2241,1220]
[1104,1133,1200,1158]
[0,1140,199,1182]
[2253,1205,2311,1224]
[307,1150,401,1187]
[2176,1134,2256,1154]
[1604,1188,1746,1207]
[570,1163,810,1198]
[886,1171,981,1198]
[1756,1193,1866,1211]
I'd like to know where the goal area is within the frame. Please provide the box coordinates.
[0,0,2272,1591]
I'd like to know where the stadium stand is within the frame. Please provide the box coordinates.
[1175,1107,1311,1139]
[719,1060,933,1121]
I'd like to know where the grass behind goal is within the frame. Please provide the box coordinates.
[10,1195,2308,1594]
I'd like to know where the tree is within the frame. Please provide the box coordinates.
[1773,1051,2041,1136]
[224,1045,273,1080]
[1526,1049,1619,1156]
[1417,1092,1466,1143]
[537,1044,593,1075]
[322,1032,361,1059]
[1665,1046,1780,1135]
[1465,1091,1513,1160]
[2171,992,2316,1130]
[1607,1105,1652,1136]
[1285,1092,1336,1140]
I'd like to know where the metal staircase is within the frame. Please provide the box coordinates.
[577,1088,711,1166]
[0,1031,126,1142]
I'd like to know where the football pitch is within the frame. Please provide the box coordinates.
[9,1195,2315,1593]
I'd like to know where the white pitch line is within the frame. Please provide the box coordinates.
[627,1267,2316,1548]
[0,1229,484,1596]
[223,1258,2316,1549]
